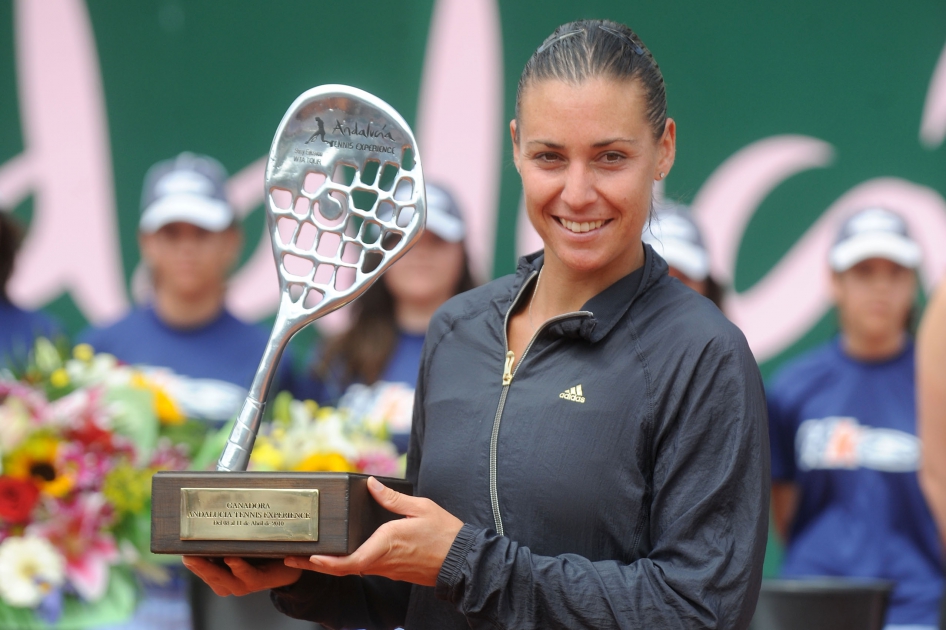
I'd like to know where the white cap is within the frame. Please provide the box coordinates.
[424,183,465,243]
[829,207,921,272]
[642,204,710,281]
[139,152,234,233]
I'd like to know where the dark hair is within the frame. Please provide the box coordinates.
[515,19,668,140]
[703,276,725,311]
[0,212,24,302]
[316,250,476,387]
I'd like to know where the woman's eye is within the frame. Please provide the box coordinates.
[534,152,562,163]
[601,152,625,163]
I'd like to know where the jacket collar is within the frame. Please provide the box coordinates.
[508,244,669,343]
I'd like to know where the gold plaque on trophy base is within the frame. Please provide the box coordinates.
[151,471,412,557]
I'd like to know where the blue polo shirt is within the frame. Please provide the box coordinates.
[767,338,944,627]
[80,306,287,422]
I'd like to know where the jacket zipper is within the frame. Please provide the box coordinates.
[488,271,591,536]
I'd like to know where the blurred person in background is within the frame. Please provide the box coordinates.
[0,210,61,368]
[642,202,724,307]
[291,182,475,454]
[767,207,943,629]
[81,153,293,630]
[81,152,287,425]
[918,284,946,630]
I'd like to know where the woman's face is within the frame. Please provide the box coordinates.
[383,231,465,307]
[832,257,916,341]
[512,77,675,279]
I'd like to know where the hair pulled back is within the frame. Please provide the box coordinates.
[0,212,23,302]
[515,19,667,140]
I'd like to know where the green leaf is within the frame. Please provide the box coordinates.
[158,419,211,459]
[190,419,234,471]
[105,387,159,463]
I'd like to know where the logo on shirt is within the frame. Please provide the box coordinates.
[559,384,585,403]
[796,416,920,472]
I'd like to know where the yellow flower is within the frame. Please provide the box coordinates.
[49,368,70,389]
[292,452,353,473]
[6,436,74,498]
[249,441,285,471]
[72,343,95,362]
[152,388,185,425]
[131,374,185,425]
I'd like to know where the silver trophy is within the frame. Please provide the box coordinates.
[218,84,426,471]
[151,85,423,556]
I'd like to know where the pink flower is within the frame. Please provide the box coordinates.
[27,494,118,602]
[354,450,402,478]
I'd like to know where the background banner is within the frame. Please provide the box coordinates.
[1,0,945,379]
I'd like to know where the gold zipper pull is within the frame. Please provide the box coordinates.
[502,351,515,386]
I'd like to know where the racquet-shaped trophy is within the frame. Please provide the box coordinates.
[151,85,422,557]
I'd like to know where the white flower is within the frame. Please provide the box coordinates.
[0,536,66,608]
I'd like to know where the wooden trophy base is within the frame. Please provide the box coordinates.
[151,471,412,557]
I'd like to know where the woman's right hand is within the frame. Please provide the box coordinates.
[182,556,303,596]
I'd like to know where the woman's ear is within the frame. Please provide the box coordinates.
[510,120,521,174]
[655,117,676,180]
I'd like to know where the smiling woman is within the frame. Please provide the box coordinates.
[185,19,769,630]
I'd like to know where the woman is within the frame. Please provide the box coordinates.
[768,207,944,629]
[291,183,475,453]
[185,19,769,629]
[642,202,724,307]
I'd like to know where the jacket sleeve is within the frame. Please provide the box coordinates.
[434,332,770,629]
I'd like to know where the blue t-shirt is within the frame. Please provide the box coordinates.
[0,298,61,368]
[767,338,944,626]
[80,306,287,422]
[291,330,425,453]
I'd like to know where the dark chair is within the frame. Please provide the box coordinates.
[749,578,893,630]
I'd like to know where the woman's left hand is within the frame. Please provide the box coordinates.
[284,476,463,587]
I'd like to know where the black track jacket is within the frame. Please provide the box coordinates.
[272,245,770,629]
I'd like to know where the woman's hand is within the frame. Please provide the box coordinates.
[285,476,464,587]
[182,556,303,597]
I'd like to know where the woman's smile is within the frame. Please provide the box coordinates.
[555,217,610,234]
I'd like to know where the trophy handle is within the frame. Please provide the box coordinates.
[216,306,295,472]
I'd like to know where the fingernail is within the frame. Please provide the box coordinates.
[368,476,382,491]
[308,555,324,566]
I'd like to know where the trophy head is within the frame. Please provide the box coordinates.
[264,85,426,330]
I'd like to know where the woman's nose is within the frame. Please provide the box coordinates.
[560,162,597,210]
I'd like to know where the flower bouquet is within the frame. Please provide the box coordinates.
[0,339,405,627]
[246,390,404,478]
[0,339,211,628]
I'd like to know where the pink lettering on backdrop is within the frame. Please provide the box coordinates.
[0,0,127,323]
[416,0,503,283]
[693,136,946,362]
[921,40,946,149]
[228,0,505,335]
[224,158,279,321]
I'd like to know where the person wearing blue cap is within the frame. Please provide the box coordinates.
[291,182,475,453]
[767,207,943,629]
[81,153,287,421]
[81,153,296,630]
